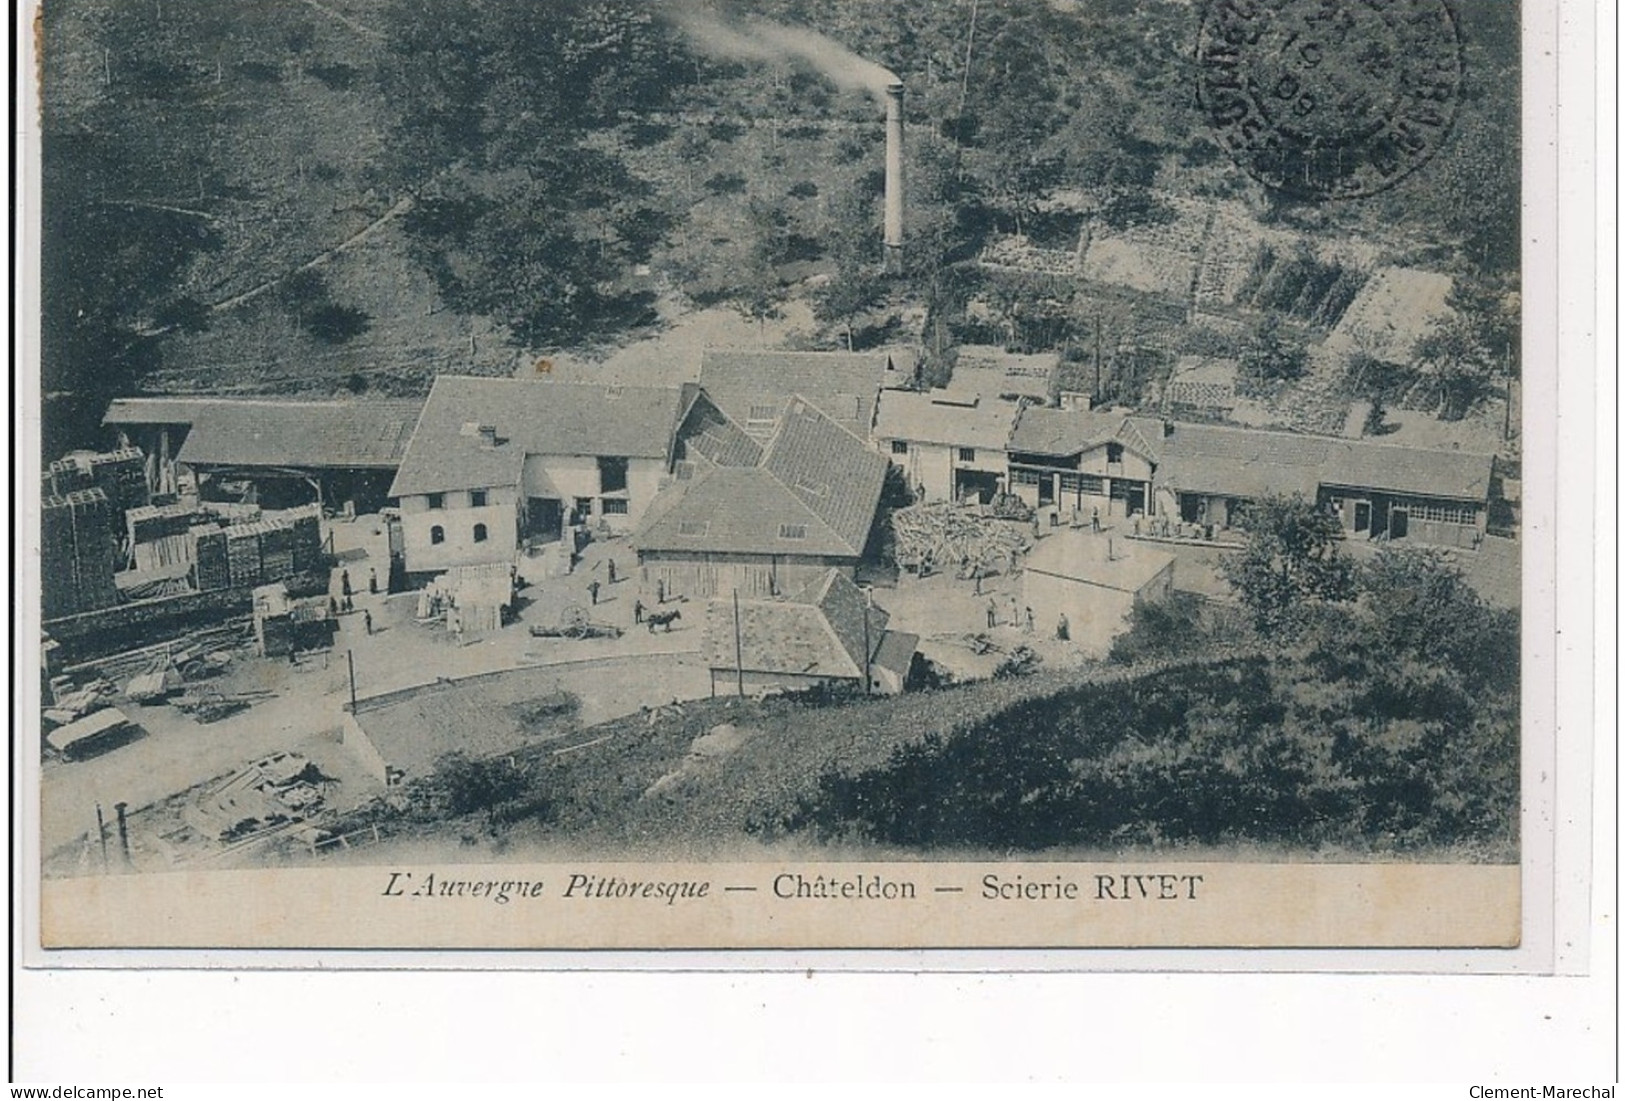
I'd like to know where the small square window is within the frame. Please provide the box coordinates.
[891,440,909,455]
[472,523,489,543]
[958,448,976,463]
[470,489,488,508]
[1106,443,1124,464]
[427,493,445,510]
[602,498,629,516]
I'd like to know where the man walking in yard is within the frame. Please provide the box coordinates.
[1025,606,1034,633]
[588,580,601,606]
[340,569,352,598]
[363,609,373,636]
[368,567,378,595]
[987,598,997,629]
[1090,507,1100,533]
[607,559,618,584]
[633,598,644,625]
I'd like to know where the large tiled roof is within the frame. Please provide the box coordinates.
[388,377,684,497]
[698,350,894,440]
[1157,423,1327,499]
[104,397,423,469]
[760,397,890,554]
[1009,406,1162,463]
[1158,422,1494,502]
[674,390,764,469]
[636,397,887,559]
[703,570,889,679]
[633,466,852,557]
[1025,529,1176,594]
[874,389,1022,451]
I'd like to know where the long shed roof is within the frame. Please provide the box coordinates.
[104,397,423,470]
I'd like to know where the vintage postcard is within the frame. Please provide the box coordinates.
[21,0,1560,956]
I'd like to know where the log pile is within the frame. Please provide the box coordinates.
[890,503,1031,576]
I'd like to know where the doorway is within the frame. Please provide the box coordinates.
[1354,502,1371,535]
[526,497,563,543]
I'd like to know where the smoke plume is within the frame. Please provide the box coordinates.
[667,7,898,100]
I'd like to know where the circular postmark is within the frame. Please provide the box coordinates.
[1196,0,1464,201]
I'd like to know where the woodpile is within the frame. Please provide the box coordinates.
[890,503,1031,577]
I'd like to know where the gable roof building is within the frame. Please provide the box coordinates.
[636,396,889,561]
[388,377,686,498]
[874,390,1022,453]
[704,569,916,694]
[697,350,895,441]
[103,397,424,470]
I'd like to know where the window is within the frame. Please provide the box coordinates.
[778,524,807,540]
[427,493,445,510]
[891,440,909,455]
[601,498,629,516]
[1059,473,1105,496]
[958,448,977,463]
[678,520,709,537]
[429,525,445,545]
[1106,443,1125,464]
[472,523,488,543]
[598,456,629,494]
[747,404,780,425]
[1410,501,1478,525]
[674,461,696,482]
[470,489,487,508]
[573,497,593,520]
[1012,468,1042,487]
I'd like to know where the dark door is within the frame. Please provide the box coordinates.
[1354,502,1371,534]
[526,497,563,543]
[1389,508,1409,540]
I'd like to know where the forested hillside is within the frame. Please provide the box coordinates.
[41,0,1520,456]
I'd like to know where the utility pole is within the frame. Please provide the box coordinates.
[732,590,744,698]
[95,803,109,870]
[861,589,872,696]
[346,650,358,713]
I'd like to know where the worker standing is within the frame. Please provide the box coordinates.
[1056,613,1070,641]
[340,569,352,597]
[607,558,618,584]
[368,567,378,594]
[633,598,644,625]
[588,579,601,606]
[986,598,997,629]
[1090,507,1100,533]
[363,609,373,636]
[1025,606,1034,633]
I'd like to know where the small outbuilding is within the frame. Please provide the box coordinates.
[1021,530,1176,656]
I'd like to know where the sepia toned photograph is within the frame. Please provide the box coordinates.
[27,0,1534,951]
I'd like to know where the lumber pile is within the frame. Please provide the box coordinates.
[890,503,1031,576]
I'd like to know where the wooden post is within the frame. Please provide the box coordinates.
[346,650,358,713]
[95,804,109,870]
[733,590,744,698]
[862,592,872,696]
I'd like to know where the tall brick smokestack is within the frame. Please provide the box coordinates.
[884,80,904,274]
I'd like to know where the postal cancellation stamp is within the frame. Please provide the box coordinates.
[1197,0,1466,200]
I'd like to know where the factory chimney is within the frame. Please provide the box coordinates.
[884,80,905,274]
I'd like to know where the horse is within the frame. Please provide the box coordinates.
[646,609,682,633]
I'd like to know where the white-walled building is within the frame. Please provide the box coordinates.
[873,389,1020,505]
[388,378,686,578]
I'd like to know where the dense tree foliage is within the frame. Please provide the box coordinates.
[790,545,1516,856]
[1220,494,1356,636]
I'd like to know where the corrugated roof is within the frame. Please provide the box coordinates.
[1025,529,1176,593]
[873,389,1022,451]
[698,350,892,440]
[389,377,684,497]
[105,397,424,469]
